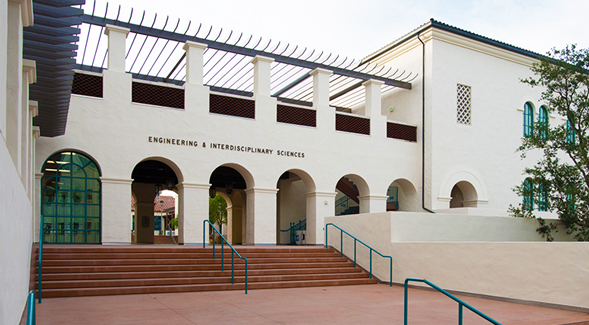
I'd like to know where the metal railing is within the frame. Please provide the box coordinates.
[38,214,44,304]
[325,223,392,286]
[203,220,248,294]
[280,219,306,245]
[404,278,501,325]
[27,291,36,325]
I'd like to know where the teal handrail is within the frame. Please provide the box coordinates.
[38,214,43,303]
[203,220,248,294]
[404,278,501,325]
[325,223,392,286]
[280,219,306,245]
[26,291,36,325]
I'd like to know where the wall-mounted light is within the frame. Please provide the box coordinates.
[209,186,216,198]
[226,182,233,195]
[155,184,162,195]
[166,179,174,191]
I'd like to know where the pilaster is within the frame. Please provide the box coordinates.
[244,187,279,244]
[177,182,210,244]
[306,191,337,245]
[101,177,133,243]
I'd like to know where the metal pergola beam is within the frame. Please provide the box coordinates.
[82,15,412,90]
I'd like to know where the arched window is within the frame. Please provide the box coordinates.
[566,119,575,144]
[538,183,548,211]
[523,178,534,211]
[538,106,548,139]
[41,151,101,244]
[523,103,534,137]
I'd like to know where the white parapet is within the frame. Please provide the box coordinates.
[251,55,274,97]
[183,41,207,86]
[310,68,332,108]
[104,24,130,73]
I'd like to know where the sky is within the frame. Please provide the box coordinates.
[84,0,589,61]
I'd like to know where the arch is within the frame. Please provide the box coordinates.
[41,148,102,175]
[40,150,102,244]
[275,169,316,244]
[523,102,534,137]
[215,191,233,209]
[135,156,184,184]
[334,174,370,216]
[450,181,477,208]
[439,169,487,208]
[217,162,254,189]
[285,168,316,193]
[387,178,418,211]
[341,174,370,197]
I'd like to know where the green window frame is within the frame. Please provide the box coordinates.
[523,178,534,211]
[537,184,548,212]
[523,103,534,137]
[41,151,101,244]
[538,106,548,139]
[566,119,575,144]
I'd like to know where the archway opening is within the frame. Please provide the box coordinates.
[209,166,247,245]
[335,175,368,216]
[276,171,311,245]
[41,151,101,244]
[387,179,418,212]
[131,160,179,244]
[449,181,478,208]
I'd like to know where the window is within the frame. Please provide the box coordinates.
[41,151,101,244]
[538,184,548,211]
[523,102,534,137]
[523,178,534,211]
[566,119,575,144]
[456,84,471,125]
[538,106,548,139]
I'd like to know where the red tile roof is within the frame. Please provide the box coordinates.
[131,195,175,212]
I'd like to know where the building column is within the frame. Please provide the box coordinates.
[103,25,132,103]
[244,187,278,245]
[28,102,38,199]
[6,0,24,173]
[251,56,277,125]
[183,41,209,115]
[311,68,334,133]
[21,60,35,188]
[358,195,388,213]
[34,172,42,243]
[177,182,210,244]
[101,177,133,243]
[306,191,337,245]
[363,79,386,138]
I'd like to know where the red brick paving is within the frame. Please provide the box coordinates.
[34,284,589,324]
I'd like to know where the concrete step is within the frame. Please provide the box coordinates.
[40,278,379,298]
[35,245,379,298]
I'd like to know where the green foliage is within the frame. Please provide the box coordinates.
[170,215,178,230]
[209,194,228,229]
[511,45,589,241]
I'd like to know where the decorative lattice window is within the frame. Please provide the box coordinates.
[456,84,471,125]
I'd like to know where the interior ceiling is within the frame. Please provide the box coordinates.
[131,160,178,185]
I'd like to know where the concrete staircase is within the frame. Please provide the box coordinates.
[35,245,378,298]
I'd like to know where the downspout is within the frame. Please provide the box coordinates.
[418,31,435,214]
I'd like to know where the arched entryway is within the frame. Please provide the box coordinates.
[276,169,316,245]
[387,179,419,211]
[335,174,369,215]
[131,159,181,244]
[209,166,248,245]
[450,181,478,208]
[41,151,101,244]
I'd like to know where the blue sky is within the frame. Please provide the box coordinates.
[85,0,588,60]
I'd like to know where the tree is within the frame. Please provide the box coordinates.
[510,45,589,241]
[209,194,228,234]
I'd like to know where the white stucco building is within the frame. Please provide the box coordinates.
[3,1,589,322]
